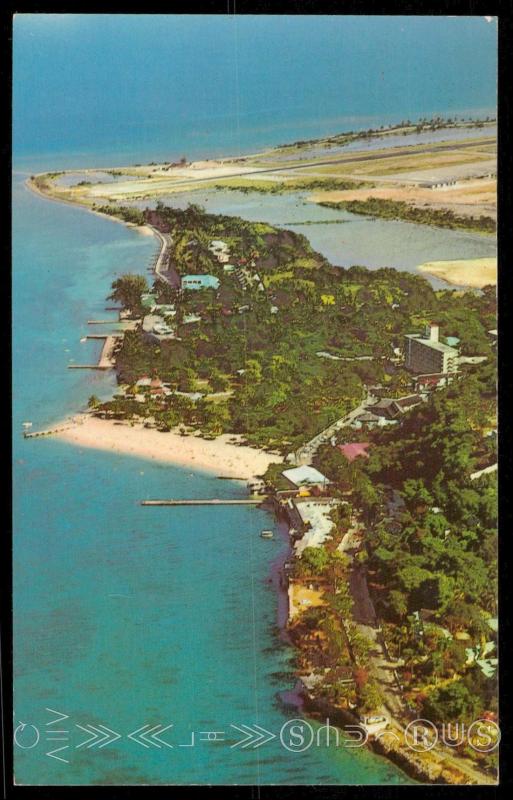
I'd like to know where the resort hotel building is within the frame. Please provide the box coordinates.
[404,323,459,375]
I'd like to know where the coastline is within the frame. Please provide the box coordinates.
[26,154,497,295]
[55,415,282,479]
[24,158,496,786]
[417,257,497,288]
[26,176,283,479]
[25,176,156,238]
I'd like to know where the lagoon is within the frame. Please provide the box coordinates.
[140,188,497,290]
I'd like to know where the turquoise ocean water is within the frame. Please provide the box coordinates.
[13,13,496,785]
[12,175,410,784]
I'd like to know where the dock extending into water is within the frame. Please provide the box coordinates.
[23,421,78,439]
[68,364,107,370]
[69,334,122,370]
[141,498,266,506]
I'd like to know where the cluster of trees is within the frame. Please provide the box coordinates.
[94,377,232,438]
[307,361,497,728]
[108,274,149,316]
[99,203,495,455]
[291,549,384,714]
[95,204,146,226]
[213,178,370,195]
[146,201,325,281]
[342,374,497,721]
[320,198,496,234]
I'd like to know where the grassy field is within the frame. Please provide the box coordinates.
[295,150,493,178]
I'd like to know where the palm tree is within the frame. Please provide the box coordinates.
[108,274,148,314]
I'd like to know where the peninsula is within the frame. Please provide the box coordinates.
[27,119,498,785]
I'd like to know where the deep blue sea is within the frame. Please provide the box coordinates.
[13,15,496,170]
[13,13,496,785]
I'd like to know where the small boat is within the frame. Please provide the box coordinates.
[80,337,87,343]
[260,530,274,539]
[22,421,32,429]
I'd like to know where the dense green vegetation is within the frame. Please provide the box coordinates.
[95,204,146,225]
[212,178,371,194]
[313,361,497,730]
[93,200,497,750]
[291,550,385,714]
[97,204,496,455]
[320,197,496,235]
[108,274,149,315]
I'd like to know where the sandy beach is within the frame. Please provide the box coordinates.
[56,415,282,479]
[417,257,497,288]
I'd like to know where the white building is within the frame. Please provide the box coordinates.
[404,323,458,374]
[292,498,341,555]
[282,465,331,489]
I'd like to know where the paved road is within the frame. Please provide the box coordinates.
[291,393,376,465]
[148,227,181,289]
[149,227,171,278]
[350,564,377,626]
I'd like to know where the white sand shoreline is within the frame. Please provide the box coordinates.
[55,415,282,479]
[417,257,497,288]
[26,179,281,481]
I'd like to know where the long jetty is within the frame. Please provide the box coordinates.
[24,421,77,439]
[141,498,266,506]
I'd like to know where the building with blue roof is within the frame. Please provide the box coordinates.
[181,275,220,291]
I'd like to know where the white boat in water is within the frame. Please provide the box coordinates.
[260,530,274,539]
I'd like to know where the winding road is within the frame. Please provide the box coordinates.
[148,226,181,289]
[291,392,377,465]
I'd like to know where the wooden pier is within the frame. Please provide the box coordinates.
[68,364,107,370]
[141,498,266,506]
[69,334,122,370]
[85,333,114,340]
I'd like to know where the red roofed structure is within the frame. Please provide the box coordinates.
[338,442,371,462]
